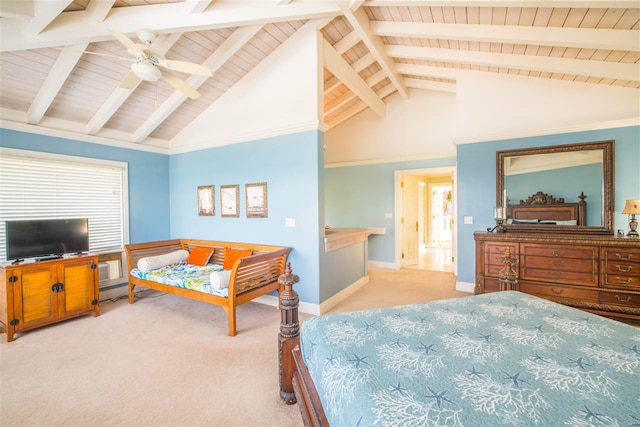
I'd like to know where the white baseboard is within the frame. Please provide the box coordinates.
[368,260,398,269]
[252,294,321,316]
[319,275,370,314]
[456,281,475,293]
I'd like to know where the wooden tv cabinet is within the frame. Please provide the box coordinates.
[474,232,640,320]
[0,255,100,342]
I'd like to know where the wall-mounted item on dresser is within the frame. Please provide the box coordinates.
[220,185,239,218]
[622,199,640,238]
[197,185,214,216]
[246,182,267,218]
[497,140,613,235]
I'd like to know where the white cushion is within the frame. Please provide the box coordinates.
[210,269,232,290]
[137,250,189,272]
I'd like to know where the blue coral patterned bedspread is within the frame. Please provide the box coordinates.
[300,291,640,427]
[130,261,228,297]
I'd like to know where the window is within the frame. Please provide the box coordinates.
[0,148,129,262]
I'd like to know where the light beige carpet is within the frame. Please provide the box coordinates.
[0,268,465,426]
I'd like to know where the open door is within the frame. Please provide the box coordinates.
[400,175,419,267]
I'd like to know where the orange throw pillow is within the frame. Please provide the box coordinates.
[186,246,214,266]
[223,247,252,270]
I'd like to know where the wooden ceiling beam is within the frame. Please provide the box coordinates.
[337,3,408,99]
[27,42,88,124]
[363,0,640,7]
[404,78,456,93]
[323,39,386,117]
[23,0,73,34]
[325,84,395,128]
[386,44,640,82]
[85,0,115,23]
[186,0,215,13]
[1,1,341,52]
[371,21,640,52]
[132,24,262,143]
[85,33,182,135]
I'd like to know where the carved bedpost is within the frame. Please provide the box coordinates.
[278,262,300,404]
[578,192,587,226]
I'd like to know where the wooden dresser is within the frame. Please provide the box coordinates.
[474,232,640,320]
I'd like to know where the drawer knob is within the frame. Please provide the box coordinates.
[615,276,633,284]
[614,294,632,303]
[550,250,565,257]
[550,288,564,295]
[615,265,633,273]
[614,253,633,261]
[550,260,565,267]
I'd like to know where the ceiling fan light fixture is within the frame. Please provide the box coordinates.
[131,61,161,82]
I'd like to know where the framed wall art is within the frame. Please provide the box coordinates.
[246,182,267,218]
[197,185,215,216]
[220,184,239,218]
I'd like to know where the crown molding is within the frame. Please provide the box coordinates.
[453,118,640,146]
[0,117,170,155]
[325,151,456,168]
[169,120,322,154]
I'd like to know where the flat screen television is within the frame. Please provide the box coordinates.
[5,218,89,261]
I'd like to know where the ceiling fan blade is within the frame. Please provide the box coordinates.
[108,28,147,59]
[157,60,212,77]
[161,72,201,99]
[119,71,142,89]
[55,47,130,61]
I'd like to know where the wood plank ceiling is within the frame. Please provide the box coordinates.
[1,0,638,150]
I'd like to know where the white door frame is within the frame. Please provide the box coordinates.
[394,166,457,273]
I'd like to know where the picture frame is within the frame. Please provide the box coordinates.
[220,184,240,218]
[197,185,215,216]
[245,182,268,218]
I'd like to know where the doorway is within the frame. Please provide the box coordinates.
[395,167,455,273]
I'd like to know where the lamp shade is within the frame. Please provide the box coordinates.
[622,199,640,215]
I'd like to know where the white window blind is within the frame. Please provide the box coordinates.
[0,148,128,261]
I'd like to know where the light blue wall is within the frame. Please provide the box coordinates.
[0,129,170,244]
[169,130,324,304]
[457,125,640,284]
[506,163,602,226]
[325,156,457,263]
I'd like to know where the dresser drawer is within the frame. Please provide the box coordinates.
[602,247,640,263]
[523,255,596,273]
[522,244,597,260]
[599,291,640,308]
[601,247,640,290]
[519,282,600,302]
[484,242,518,277]
[522,267,597,286]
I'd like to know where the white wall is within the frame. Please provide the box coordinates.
[172,21,322,152]
[454,72,640,142]
[325,90,457,164]
[325,72,639,163]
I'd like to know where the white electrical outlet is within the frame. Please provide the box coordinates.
[385,212,393,219]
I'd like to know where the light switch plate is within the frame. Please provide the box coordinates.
[285,218,296,227]
[463,216,473,224]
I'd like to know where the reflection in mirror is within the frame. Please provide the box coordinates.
[504,150,603,226]
[496,140,614,235]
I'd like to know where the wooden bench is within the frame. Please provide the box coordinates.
[125,239,291,336]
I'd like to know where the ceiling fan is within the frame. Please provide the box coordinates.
[108,29,212,99]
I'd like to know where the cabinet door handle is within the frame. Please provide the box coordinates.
[615,265,633,273]
[550,288,564,295]
[550,250,565,257]
[614,294,632,303]
[614,253,633,261]
[615,276,633,284]
[550,260,565,267]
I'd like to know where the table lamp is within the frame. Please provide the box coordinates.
[622,199,640,237]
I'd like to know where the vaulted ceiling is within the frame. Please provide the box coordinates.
[1,0,638,151]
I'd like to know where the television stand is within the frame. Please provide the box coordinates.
[36,255,63,262]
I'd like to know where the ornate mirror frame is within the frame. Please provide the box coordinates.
[496,140,614,235]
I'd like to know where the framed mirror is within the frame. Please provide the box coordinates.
[496,140,614,235]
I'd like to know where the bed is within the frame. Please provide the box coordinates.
[507,191,587,226]
[125,239,290,336]
[277,282,640,426]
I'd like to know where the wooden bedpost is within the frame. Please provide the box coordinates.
[278,262,300,404]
